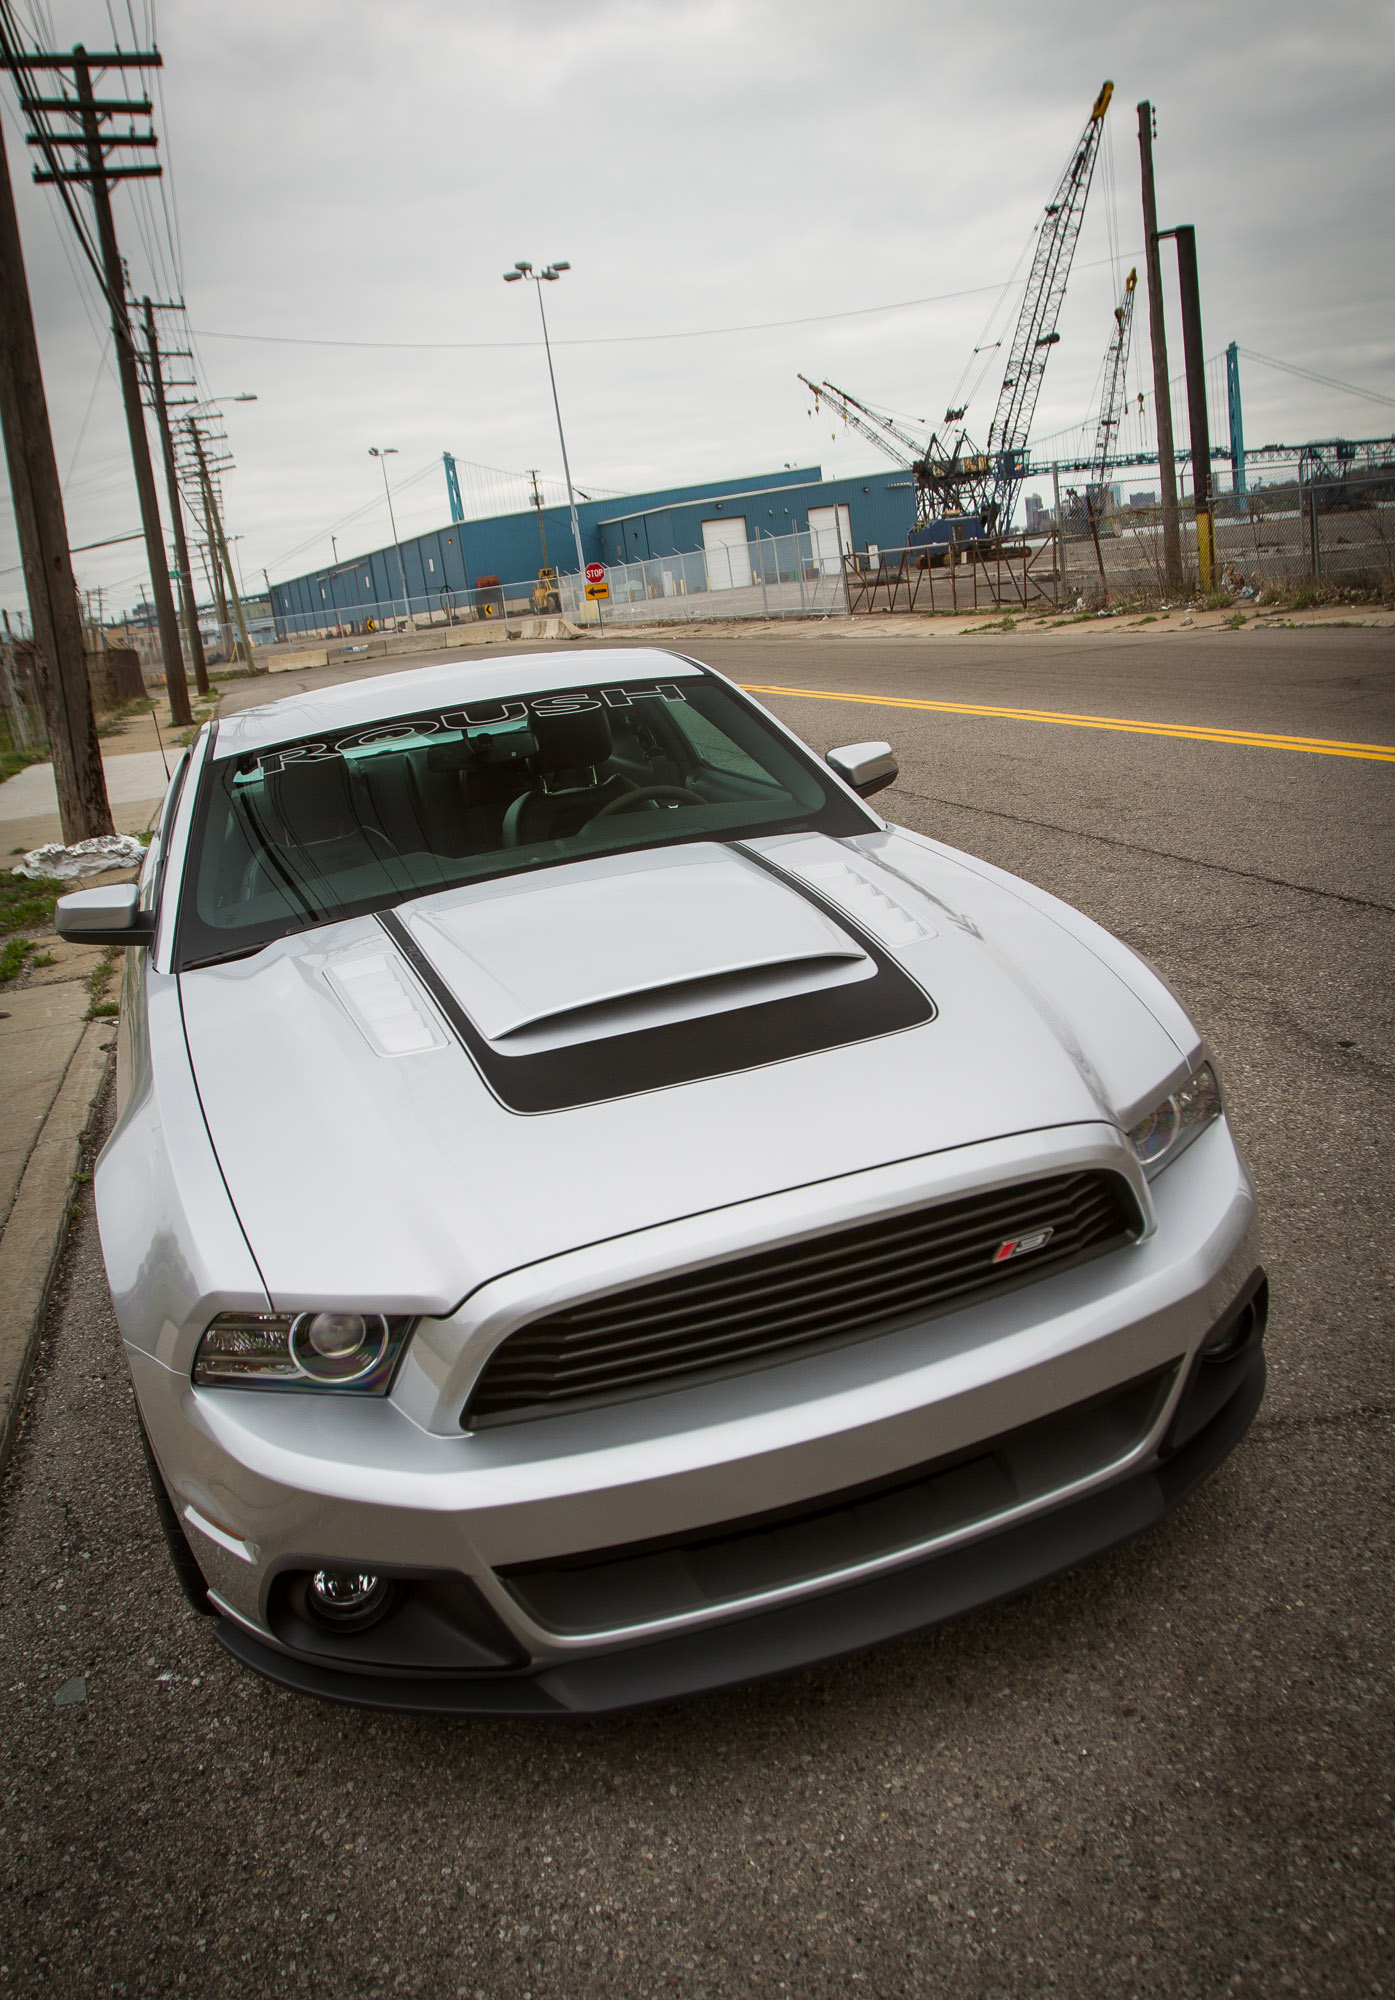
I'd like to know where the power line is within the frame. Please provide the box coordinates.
[1238,345,1395,411]
[189,252,1146,355]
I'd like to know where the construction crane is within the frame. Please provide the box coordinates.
[1090,267,1138,495]
[800,80,1113,552]
[1078,266,1138,586]
[798,375,924,468]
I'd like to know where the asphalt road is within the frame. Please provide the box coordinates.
[2,627,1392,1999]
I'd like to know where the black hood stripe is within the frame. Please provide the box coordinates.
[378,848,935,1116]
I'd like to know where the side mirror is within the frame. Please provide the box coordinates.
[54,882,156,947]
[826,741,898,800]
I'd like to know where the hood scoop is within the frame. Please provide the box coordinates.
[394,843,873,1054]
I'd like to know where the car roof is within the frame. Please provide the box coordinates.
[211,647,705,760]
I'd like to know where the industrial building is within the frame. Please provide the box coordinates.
[267,464,920,633]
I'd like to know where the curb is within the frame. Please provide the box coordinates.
[0,1018,113,1477]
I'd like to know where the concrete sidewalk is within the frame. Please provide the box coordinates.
[0,730,171,1465]
[0,957,113,1470]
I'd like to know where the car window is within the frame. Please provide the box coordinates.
[176,674,872,967]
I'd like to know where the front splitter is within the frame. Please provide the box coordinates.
[215,1351,1264,1717]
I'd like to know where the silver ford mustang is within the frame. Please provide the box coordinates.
[58,648,1266,1714]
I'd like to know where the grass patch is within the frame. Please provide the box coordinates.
[0,874,64,938]
[0,741,47,785]
[1129,615,1158,626]
[0,935,33,982]
[97,696,155,739]
[1224,611,1248,629]
[961,615,1018,635]
[85,946,120,1020]
[1199,591,1235,612]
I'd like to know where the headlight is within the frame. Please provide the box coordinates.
[1128,1062,1222,1177]
[192,1311,413,1393]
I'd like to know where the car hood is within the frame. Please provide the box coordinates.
[179,832,1187,1314]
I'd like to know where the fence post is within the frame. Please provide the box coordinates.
[1051,462,1064,606]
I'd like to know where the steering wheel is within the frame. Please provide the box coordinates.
[583,785,698,826]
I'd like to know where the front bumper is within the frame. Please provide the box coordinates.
[128,1117,1264,1710]
[213,1344,1265,1714]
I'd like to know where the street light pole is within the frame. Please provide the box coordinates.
[503,261,587,590]
[369,447,410,622]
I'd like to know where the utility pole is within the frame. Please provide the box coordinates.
[0,114,111,838]
[1137,102,1184,596]
[188,420,257,672]
[1165,225,1215,593]
[528,468,551,571]
[141,297,208,694]
[15,44,194,723]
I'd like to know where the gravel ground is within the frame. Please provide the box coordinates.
[1,628,1391,1999]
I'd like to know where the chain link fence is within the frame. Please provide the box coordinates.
[1051,447,1395,601]
[260,442,1395,648]
[558,527,850,626]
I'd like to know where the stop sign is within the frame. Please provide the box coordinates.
[584,562,606,584]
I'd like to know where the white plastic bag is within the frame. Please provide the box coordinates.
[10,834,148,881]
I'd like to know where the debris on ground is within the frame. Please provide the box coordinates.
[10,835,148,881]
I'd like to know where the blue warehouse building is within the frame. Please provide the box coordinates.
[268,464,919,634]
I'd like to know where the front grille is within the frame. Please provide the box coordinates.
[464,1168,1142,1427]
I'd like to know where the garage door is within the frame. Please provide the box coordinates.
[701,516,753,590]
[808,504,852,574]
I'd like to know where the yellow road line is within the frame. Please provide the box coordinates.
[738,684,1395,763]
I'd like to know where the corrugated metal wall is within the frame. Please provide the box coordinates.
[270,467,826,627]
[597,475,918,566]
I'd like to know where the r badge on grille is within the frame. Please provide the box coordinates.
[993,1227,1054,1264]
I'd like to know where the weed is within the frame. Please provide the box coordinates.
[86,946,119,1015]
[961,615,1018,635]
[29,950,55,968]
[0,737,47,785]
[0,935,33,981]
[1130,615,1158,626]
[0,875,64,938]
[1200,591,1235,612]
[1224,611,1248,629]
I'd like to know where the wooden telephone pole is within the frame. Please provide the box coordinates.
[4,41,192,725]
[1137,101,1185,596]
[142,298,208,693]
[187,421,257,672]
[0,111,111,838]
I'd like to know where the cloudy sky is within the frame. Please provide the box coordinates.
[2,0,1393,620]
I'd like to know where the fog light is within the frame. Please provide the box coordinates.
[1203,1299,1256,1363]
[1202,1277,1268,1365]
[289,1311,390,1384]
[307,1568,394,1631]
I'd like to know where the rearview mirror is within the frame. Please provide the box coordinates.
[826,741,898,800]
[55,882,156,947]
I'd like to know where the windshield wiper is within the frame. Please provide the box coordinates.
[180,939,277,970]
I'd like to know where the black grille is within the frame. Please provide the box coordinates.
[464,1169,1142,1428]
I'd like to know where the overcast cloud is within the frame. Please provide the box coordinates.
[2,0,1393,618]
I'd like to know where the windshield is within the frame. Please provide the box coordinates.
[176,673,873,967]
